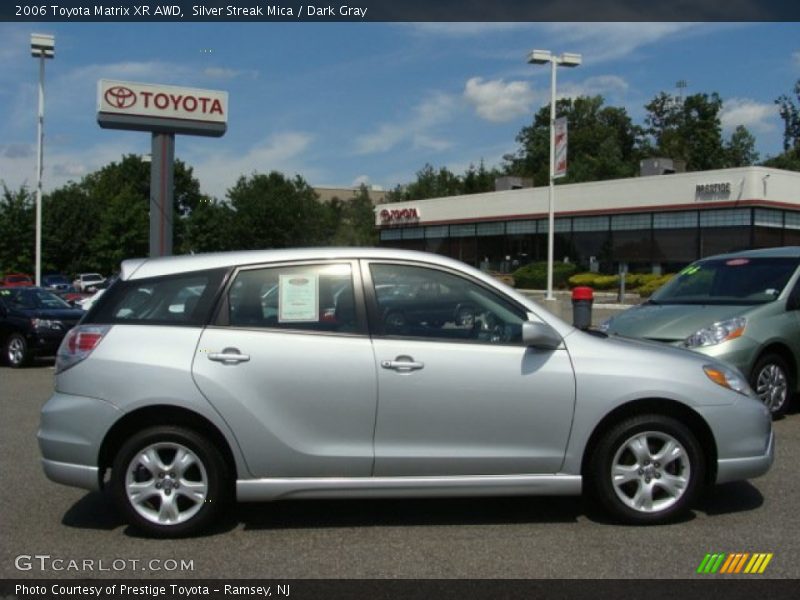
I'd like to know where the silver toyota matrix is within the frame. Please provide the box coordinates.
[38,248,774,536]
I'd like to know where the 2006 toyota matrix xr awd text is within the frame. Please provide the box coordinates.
[38,248,774,536]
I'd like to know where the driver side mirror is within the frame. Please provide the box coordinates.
[522,321,562,350]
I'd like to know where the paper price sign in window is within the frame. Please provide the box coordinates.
[278,274,319,322]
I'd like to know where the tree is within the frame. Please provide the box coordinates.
[0,185,34,274]
[226,171,331,250]
[42,182,102,275]
[331,185,379,246]
[504,95,642,184]
[181,196,236,254]
[724,125,759,167]
[763,80,800,172]
[386,162,502,202]
[643,92,726,171]
[776,79,800,153]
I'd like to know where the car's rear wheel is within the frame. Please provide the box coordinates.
[111,426,230,537]
[589,414,704,525]
[750,353,792,418]
[6,333,30,368]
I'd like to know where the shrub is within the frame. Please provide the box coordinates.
[637,274,675,297]
[512,261,578,289]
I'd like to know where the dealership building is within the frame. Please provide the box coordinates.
[375,166,800,273]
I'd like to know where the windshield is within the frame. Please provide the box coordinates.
[1,288,72,310]
[652,257,799,305]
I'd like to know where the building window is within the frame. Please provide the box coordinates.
[611,214,651,231]
[402,227,425,240]
[754,209,783,228]
[380,229,402,241]
[540,218,571,233]
[476,222,505,236]
[450,224,476,237]
[699,209,751,228]
[425,225,449,239]
[784,212,800,230]
[506,220,536,234]
[653,211,698,229]
[573,216,609,232]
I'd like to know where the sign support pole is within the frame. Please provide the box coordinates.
[150,132,175,257]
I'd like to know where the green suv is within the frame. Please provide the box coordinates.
[601,247,800,417]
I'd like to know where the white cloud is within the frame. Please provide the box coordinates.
[464,77,535,122]
[354,92,458,155]
[408,23,532,37]
[186,131,317,200]
[352,174,371,187]
[558,75,630,101]
[720,98,778,134]
[793,50,800,66]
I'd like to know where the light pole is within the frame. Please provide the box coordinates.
[31,33,55,287]
[527,49,581,301]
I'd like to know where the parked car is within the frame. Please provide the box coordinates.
[52,286,87,307]
[0,286,85,367]
[600,247,800,417]
[42,273,72,291]
[1,272,34,287]
[39,248,773,537]
[73,273,106,293]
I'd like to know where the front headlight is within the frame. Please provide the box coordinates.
[703,364,753,397]
[684,317,746,348]
[31,318,61,330]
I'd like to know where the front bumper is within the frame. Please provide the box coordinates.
[716,429,775,484]
[38,392,122,490]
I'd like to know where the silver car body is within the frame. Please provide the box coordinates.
[39,248,773,518]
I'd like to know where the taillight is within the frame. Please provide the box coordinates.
[56,325,110,373]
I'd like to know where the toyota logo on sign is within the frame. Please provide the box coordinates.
[104,86,137,109]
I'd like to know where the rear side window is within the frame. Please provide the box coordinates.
[88,269,226,326]
[226,263,358,334]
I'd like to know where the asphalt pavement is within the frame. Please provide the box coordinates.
[2,362,799,579]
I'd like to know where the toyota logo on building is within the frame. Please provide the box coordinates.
[104,86,137,109]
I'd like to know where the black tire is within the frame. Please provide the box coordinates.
[749,353,793,418]
[6,333,30,368]
[111,426,231,537]
[588,414,705,525]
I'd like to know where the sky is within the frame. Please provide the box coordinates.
[0,21,799,200]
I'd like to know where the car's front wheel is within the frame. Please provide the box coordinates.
[589,414,704,525]
[750,353,792,418]
[111,426,230,537]
[6,333,30,368]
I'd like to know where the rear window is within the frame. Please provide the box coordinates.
[87,269,226,326]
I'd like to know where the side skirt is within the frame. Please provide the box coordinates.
[237,474,582,502]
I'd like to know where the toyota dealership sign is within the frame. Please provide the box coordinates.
[97,79,228,137]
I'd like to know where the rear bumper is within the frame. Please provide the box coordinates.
[716,430,774,484]
[41,459,100,491]
[38,392,121,489]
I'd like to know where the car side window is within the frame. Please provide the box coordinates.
[369,263,525,344]
[228,263,358,334]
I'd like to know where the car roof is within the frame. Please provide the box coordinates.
[699,246,800,262]
[121,248,474,280]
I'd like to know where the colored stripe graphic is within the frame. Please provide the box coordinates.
[699,553,773,574]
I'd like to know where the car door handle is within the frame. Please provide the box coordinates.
[208,348,250,364]
[381,357,424,372]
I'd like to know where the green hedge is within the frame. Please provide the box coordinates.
[512,261,578,289]
[565,272,675,296]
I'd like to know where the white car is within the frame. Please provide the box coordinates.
[72,273,105,292]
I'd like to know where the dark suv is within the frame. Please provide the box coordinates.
[0,287,84,367]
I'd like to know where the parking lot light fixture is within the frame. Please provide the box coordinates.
[31,33,55,288]
[527,49,581,300]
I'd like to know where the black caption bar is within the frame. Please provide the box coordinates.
[3,580,800,600]
[3,0,800,22]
